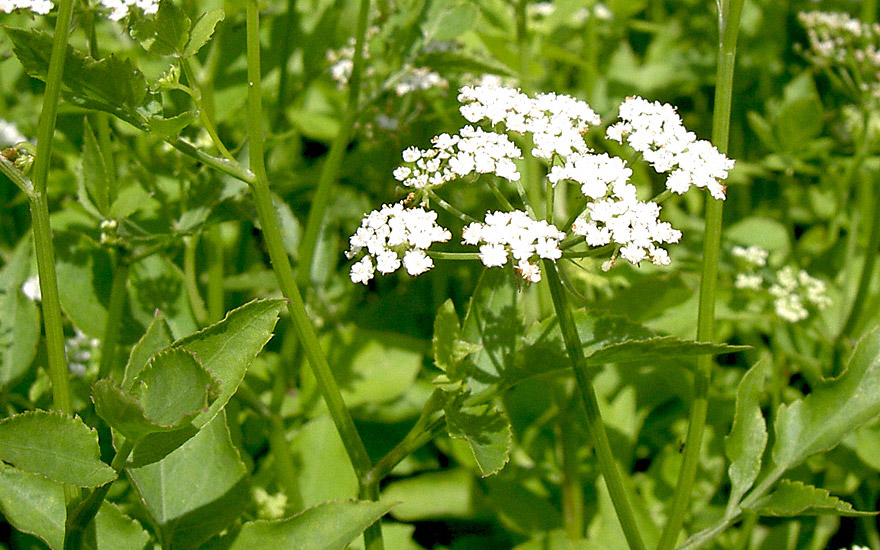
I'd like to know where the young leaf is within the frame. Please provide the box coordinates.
[130,1,191,56]
[81,117,111,215]
[744,480,877,517]
[123,310,174,389]
[0,463,65,550]
[128,412,248,548]
[770,327,880,474]
[228,500,395,550]
[132,348,216,427]
[725,359,769,508]
[173,299,284,427]
[184,9,225,58]
[432,299,481,376]
[0,238,40,386]
[145,111,195,138]
[0,411,116,487]
[445,400,512,476]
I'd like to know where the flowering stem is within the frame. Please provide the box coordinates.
[427,251,482,261]
[30,0,76,417]
[656,1,744,548]
[244,2,377,544]
[297,0,371,286]
[427,189,478,223]
[167,137,255,184]
[543,260,646,550]
[487,179,517,212]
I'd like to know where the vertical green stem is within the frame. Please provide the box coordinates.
[183,235,210,326]
[97,260,130,380]
[557,389,584,539]
[244,1,377,540]
[656,1,744,548]
[297,0,371,285]
[543,260,646,550]
[206,225,225,324]
[31,0,76,415]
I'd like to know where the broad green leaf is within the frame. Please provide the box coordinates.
[4,27,150,129]
[123,310,174,389]
[109,184,152,219]
[173,299,283,427]
[127,426,200,469]
[725,359,769,507]
[228,500,394,550]
[0,411,116,487]
[420,51,514,77]
[774,73,824,153]
[423,1,480,41]
[771,327,880,474]
[145,111,195,138]
[445,400,512,476]
[726,217,791,257]
[55,232,112,339]
[93,379,170,442]
[0,238,40,386]
[128,412,248,548]
[92,503,151,550]
[132,348,216,426]
[382,469,477,520]
[290,415,358,509]
[432,299,480,376]
[131,1,191,56]
[745,480,876,517]
[81,117,110,214]
[0,463,65,550]
[128,254,197,340]
[184,9,225,58]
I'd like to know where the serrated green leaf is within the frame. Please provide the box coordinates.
[184,9,224,58]
[432,299,480,375]
[725,359,769,508]
[445,400,512,476]
[93,379,168,442]
[132,348,215,426]
[173,299,284,427]
[771,327,880,474]
[0,238,40,386]
[420,51,514,77]
[145,111,195,138]
[81,117,110,214]
[0,462,65,550]
[745,480,877,517]
[4,27,150,129]
[93,503,151,550]
[123,310,174,389]
[0,411,116,487]
[228,500,394,550]
[131,1,191,56]
[128,412,248,548]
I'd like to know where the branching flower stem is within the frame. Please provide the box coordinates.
[656,1,744,548]
[543,260,646,550]
[244,3,380,548]
[297,0,371,285]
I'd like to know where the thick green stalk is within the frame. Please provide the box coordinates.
[30,0,77,415]
[656,1,744,548]
[557,389,584,539]
[206,225,225,323]
[97,260,130,379]
[543,260,646,550]
[297,0,371,285]
[245,0,375,509]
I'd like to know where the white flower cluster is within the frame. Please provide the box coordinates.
[608,97,734,200]
[769,266,832,323]
[392,126,522,189]
[326,26,379,88]
[458,84,601,158]
[66,327,100,376]
[346,202,451,284]
[462,210,564,282]
[395,67,449,96]
[571,180,681,267]
[0,119,27,147]
[731,245,769,267]
[100,0,159,20]
[0,0,52,14]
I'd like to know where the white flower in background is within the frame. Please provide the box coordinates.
[0,120,27,146]
[21,275,41,302]
[395,67,449,96]
[528,2,555,17]
[734,273,763,291]
[732,245,769,267]
[66,328,100,376]
[0,0,52,14]
[608,97,734,199]
[347,202,451,284]
[253,488,287,520]
[462,210,564,282]
[100,0,158,20]
[393,126,522,189]
[326,26,379,89]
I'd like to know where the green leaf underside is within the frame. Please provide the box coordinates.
[771,327,880,474]
[0,411,116,487]
[228,500,393,550]
[0,238,40,386]
[445,400,513,476]
[745,480,877,517]
[725,359,770,507]
[128,412,248,548]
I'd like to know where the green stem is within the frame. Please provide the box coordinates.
[64,439,134,550]
[427,189,478,223]
[183,235,210,327]
[181,58,236,162]
[30,0,76,416]
[557,388,584,539]
[297,0,371,285]
[543,260,645,550]
[488,179,517,212]
[206,225,225,324]
[166,137,255,184]
[0,156,33,197]
[427,251,482,261]
[656,2,743,547]
[97,260,130,379]
[245,0,374,500]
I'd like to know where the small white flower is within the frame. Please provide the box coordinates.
[403,249,433,275]
[734,273,763,290]
[479,243,509,267]
[517,260,542,283]
[732,245,769,267]
[350,256,375,285]
[464,210,564,280]
[0,0,53,14]
[21,275,41,302]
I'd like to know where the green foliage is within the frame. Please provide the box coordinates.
[725,359,769,508]
[0,239,40,386]
[745,480,877,517]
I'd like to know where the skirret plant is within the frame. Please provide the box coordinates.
[0,0,879,549]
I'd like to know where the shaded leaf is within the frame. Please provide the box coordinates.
[132,348,215,427]
[745,480,877,517]
[445,400,512,476]
[123,310,174,389]
[131,1,191,56]
[81,117,110,214]
[228,500,394,550]
[382,469,477,520]
[725,359,769,507]
[433,299,480,376]
[0,411,116,487]
[0,238,40,386]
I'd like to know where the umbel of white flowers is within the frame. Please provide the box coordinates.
[347,84,735,285]
[1,0,158,19]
